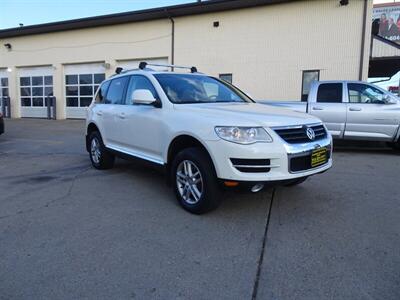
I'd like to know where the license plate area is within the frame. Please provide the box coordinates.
[289,147,329,173]
[311,147,327,168]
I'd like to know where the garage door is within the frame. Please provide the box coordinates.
[116,57,169,72]
[19,66,53,118]
[0,69,9,114]
[64,63,106,119]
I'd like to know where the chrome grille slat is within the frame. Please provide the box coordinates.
[273,124,327,144]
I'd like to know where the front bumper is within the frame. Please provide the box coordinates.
[206,133,332,182]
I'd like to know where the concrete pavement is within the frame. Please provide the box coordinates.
[0,119,399,299]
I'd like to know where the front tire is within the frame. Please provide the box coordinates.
[171,147,221,214]
[88,131,115,170]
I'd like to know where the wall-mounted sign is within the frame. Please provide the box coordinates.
[373,3,400,44]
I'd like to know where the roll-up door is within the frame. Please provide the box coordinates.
[0,69,9,114]
[116,57,169,72]
[19,66,54,118]
[64,63,106,119]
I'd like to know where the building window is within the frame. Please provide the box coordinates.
[301,70,320,101]
[65,73,105,107]
[0,77,9,99]
[20,75,53,107]
[219,73,233,84]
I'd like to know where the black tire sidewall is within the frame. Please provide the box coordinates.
[88,131,114,170]
[171,147,221,214]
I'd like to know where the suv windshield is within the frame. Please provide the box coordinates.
[154,74,252,104]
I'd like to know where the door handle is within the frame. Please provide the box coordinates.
[312,106,324,111]
[349,107,362,112]
[96,111,103,116]
[118,113,126,119]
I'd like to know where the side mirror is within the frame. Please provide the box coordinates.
[383,95,397,105]
[132,89,156,105]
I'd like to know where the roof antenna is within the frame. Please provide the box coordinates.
[115,67,123,74]
[139,62,147,70]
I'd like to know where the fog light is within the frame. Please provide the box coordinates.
[251,183,264,193]
[224,181,239,187]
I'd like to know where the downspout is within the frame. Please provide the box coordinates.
[359,0,368,80]
[165,9,175,71]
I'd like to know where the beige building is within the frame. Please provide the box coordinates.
[0,0,372,119]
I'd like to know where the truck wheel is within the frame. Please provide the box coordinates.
[284,176,308,186]
[89,131,115,170]
[171,147,221,214]
[391,141,400,151]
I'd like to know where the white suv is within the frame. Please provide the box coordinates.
[86,62,332,214]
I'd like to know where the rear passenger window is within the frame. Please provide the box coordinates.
[105,77,129,104]
[95,81,110,103]
[316,83,342,103]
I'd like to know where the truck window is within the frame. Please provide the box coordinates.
[348,83,386,104]
[316,83,342,103]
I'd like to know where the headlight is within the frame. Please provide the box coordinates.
[215,126,273,144]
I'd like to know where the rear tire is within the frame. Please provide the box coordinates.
[284,176,308,187]
[171,147,221,214]
[389,140,400,151]
[88,131,115,170]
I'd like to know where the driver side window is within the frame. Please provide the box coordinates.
[125,75,158,105]
[348,83,385,104]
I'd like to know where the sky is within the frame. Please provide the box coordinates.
[0,0,195,29]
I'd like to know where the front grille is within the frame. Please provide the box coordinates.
[230,158,271,173]
[290,150,331,172]
[274,124,327,144]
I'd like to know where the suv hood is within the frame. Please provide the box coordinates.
[173,102,320,127]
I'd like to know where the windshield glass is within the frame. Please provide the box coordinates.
[154,74,252,104]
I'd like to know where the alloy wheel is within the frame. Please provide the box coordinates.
[176,160,204,204]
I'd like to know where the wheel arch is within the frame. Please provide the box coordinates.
[86,122,100,152]
[166,134,218,182]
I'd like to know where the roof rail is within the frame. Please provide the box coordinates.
[113,62,199,76]
[139,61,198,73]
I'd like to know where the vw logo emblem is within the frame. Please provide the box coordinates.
[306,127,316,140]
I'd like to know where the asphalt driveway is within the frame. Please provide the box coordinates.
[0,119,399,299]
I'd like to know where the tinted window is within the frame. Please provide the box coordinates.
[125,76,158,104]
[105,77,128,104]
[154,74,251,104]
[348,83,386,104]
[95,81,110,103]
[316,83,342,103]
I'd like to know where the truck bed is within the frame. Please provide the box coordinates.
[257,100,307,113]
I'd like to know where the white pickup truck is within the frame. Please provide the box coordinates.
[259,81,400,149]
[86,63,332,214]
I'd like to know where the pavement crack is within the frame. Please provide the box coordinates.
[0,166,91,220]
[251,187,276,300]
